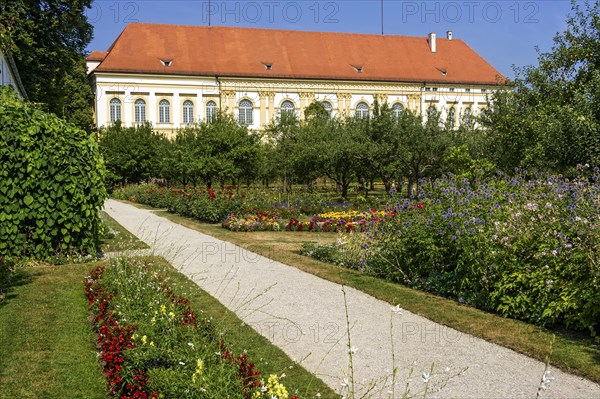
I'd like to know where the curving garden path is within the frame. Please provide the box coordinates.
[104,199,600,398]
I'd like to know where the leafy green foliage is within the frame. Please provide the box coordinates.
[0,87,107,258]
[1,0,94,130]
[482,0,600,171]
[99,122,166,188]
[163,112,262,188]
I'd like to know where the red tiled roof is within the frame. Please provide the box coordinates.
[87,51,108,62]
[90,23,505,85]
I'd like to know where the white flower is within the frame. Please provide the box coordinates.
[341,378,350,388]
[315,393,321,398]
[540,370,555,390]
[349,346,358,354]
[422,372,431,383]
[391,305,404,315]
[188,342,195,349]
[179,361,186,365]
[279,373,286,379]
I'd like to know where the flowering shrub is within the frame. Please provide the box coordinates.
[85,258,298,398]
[222,213,281,232]
[308,171,600,334]
[113,184,358,223]
[113,184,240,223]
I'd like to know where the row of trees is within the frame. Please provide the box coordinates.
[100,102,486,197]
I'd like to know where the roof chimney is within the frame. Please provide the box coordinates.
[428,32,437,53]
[447,30,453,40]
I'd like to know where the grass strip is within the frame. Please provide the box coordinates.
[149,209,600,384]
[0,263,107,399]
[100,210,149,252]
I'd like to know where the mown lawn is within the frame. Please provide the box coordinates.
[0,263,107,399]
[150,209,600,384]
[99,210,149,253]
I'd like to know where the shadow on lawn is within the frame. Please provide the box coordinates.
[0,268,37,310]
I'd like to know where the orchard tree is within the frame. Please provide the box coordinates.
[174,111,262,188]
[0,0,94,130]
[358,101,406,194]
[99,123,166,188]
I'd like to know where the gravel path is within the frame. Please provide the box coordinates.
[104,199,600,398]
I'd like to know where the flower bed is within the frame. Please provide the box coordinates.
[85,257,297,398]
[222,213,281,232]
[284,209,397,233]
[304,171,600,334]
[113,184,361,224]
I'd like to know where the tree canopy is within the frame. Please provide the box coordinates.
[482,0,600,172]
[0,0,94,130]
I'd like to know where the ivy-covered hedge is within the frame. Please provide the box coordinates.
[0,87,107,258]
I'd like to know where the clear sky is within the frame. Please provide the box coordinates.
[86,0,578,79]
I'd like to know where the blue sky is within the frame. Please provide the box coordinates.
[86,0,577,78]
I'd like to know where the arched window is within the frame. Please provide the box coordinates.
[238,99,253,125]
[427,105,437,123]
[134,99,146,124]
[109,98,121,122]
[280,100,295,117]
[159,99,170,123]
[463,107,472,126]
[182,100,194,125]
[355,102,369,118]
[322,101,332,115]
[447,107,456,129]
[392,103,404,119]
[206,100,217,123]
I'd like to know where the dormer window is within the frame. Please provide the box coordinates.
[263,63,273,70]
[160,59,172,67]
[352,65,363,73]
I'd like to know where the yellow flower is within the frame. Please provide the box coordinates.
[168,311,176,319]
[149,341,155,347]
[266,374,289,399]
[192,358,204,383]
[160,304,167,315]
[141,335,147,345]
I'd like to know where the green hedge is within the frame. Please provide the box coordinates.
[0,88,106,258]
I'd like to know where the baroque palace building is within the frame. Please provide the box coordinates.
[87,23,504,134]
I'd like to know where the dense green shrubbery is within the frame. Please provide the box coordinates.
[307,171,600,334]
[0,87,106,259]
[99,122,166,189]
